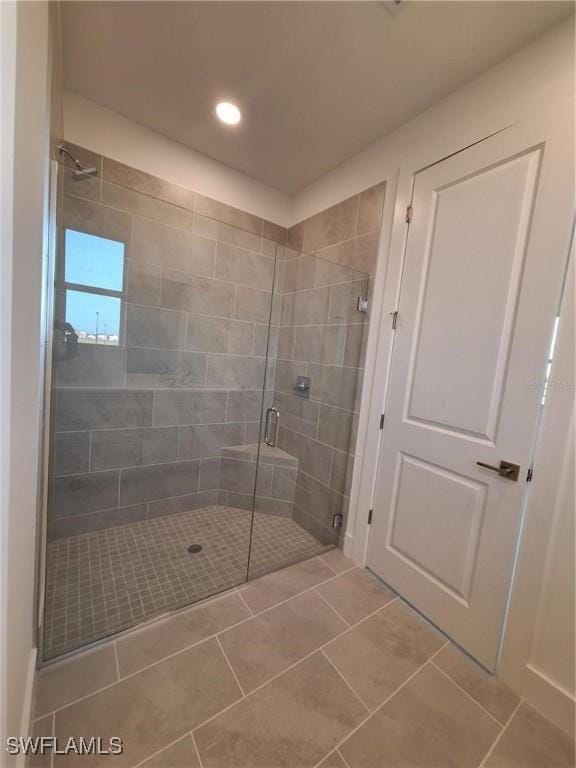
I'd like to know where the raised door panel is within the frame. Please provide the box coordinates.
[407,150,541,442]
[388,453,487,602]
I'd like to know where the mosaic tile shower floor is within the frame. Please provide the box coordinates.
[43,505,328,659]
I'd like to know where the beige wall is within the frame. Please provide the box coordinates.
[1,0,51,755]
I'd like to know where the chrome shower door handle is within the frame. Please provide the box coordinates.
[264,407,272,446]
[476,460,520,481]
[264,407,280,447]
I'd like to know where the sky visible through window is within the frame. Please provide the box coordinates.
[66,290,121,339]
[64,230,124,340]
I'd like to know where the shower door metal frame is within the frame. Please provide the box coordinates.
[35,158,59,664]
[245,243,281,580]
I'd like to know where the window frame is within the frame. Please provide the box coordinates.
[60,227,127,346]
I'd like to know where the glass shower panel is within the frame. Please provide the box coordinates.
[248,246,370,579]
[42,167,278,660]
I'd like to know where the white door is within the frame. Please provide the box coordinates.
[367,123,573,670]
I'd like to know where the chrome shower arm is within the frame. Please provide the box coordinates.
[57,143,83,170]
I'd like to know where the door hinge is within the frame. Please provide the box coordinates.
[391,311,398,329]
[406,205,413,223]
[368,509,373,525]
[379,413,385,430]
[526,467,534,482]
[356,296,369,313]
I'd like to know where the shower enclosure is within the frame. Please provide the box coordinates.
[40,146,370,660]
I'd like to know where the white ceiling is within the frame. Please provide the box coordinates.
[61,1,573,194]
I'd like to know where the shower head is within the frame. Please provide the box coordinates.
[57,143,99,182]
[72,167,99,181]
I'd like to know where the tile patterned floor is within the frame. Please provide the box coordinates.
[32,551,575,768]
[43,506,327,659]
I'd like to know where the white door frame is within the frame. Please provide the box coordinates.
[347,110,573,579]
[498,245,574,734]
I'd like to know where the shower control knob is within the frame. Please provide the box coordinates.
[294,376,311,398]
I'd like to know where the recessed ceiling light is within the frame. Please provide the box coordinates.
[215,102,241,126]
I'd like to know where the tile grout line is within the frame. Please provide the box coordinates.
[318,555,338,576]
[323,641,450,763]
[340,595,399,631]
[36,563,339,717]
[353,193,361,238]
[479,698,524,768]
[430,660,505,727]
[233,561,355,617]
[190,732,205,768]
[316,554,353,575]
[336,747,352,768]
[132,732,191,768]
[47,507,320,650]
[235,588,255,616]
[188,648,336,737]
[38,563,393,719]
[313,587,352,628]
[50,711,55,768]
[241,568,393,625]
[112,640,121,681]
[190,598,427,740]
[320,648,371,714]
[215,635,246,698]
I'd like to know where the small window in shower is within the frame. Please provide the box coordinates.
[63,229,125,345]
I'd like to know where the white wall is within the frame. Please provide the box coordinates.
[0,0,51,755]
[0,0,18,753]
[500,255,575,735]
[63,91,292,227]
[292,19,574,222]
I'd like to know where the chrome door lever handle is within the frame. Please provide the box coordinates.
[476,460,520,481]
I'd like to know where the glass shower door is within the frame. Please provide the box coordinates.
[247,246,370,579]
[41,150,370,661]
[42,159,280,660]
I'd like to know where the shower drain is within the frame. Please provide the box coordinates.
[187,544,203,554]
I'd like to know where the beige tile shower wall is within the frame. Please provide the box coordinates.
[49,145,286,538]
[276,183,385,545]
